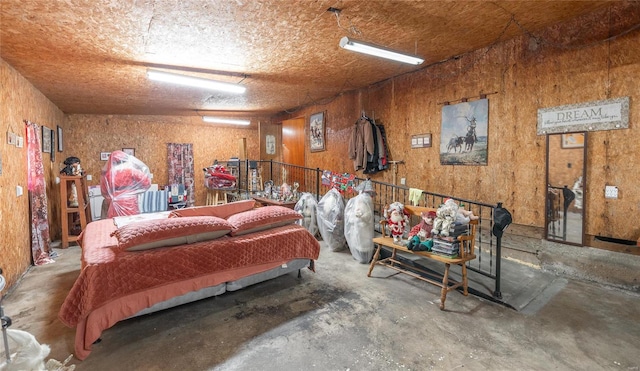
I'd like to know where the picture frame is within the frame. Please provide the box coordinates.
[50,129,55,162]
[411,133,432,148]
[440,98,489,166]
[57,125,63,152]
[41,126,52,154]
[309,111,325,152]
[122,148,135,156]
[561,133,584,148]
[100,152,110,161]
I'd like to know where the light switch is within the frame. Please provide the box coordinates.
[16,185,23,197]
[400,178,406,185]
[605,186,618,199]
[86,174,93,181]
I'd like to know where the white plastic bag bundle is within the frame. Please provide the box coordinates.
[344,193,375,263]
[316,188,346,251]
[0,329,50,371]
[294,193,319,237]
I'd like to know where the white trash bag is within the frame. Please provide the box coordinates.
[294,193,319,237]
[0,329,50,371]
[344,192,375,263]
[316,188,346,251]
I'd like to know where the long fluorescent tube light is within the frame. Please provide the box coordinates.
[202,116,250,125]
[147,70,246,94]
[339,36,424,65]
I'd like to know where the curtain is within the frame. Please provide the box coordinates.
[167,143,195,207]
[25,120,54,265]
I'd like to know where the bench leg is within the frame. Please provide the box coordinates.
[461,263,469,296]
[439,263,451,310]
[367,244,383,277]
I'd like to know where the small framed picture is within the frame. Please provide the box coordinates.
[100,152,110,161]
[50,129,55,162]
[41,126,52,153]
[122,148,135,156]
[411,133,432,148]
[309,111,325,152]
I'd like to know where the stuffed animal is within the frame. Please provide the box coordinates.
[432,199,458,237]
[385,202,409,244]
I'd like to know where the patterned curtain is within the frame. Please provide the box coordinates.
[25,120,54,266]
[167,143,195,207]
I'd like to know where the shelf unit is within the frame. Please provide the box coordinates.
[60,175,91,248]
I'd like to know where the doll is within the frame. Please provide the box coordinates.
[456,202,479,224]
[407,211,435,250]
[385,202,409,244]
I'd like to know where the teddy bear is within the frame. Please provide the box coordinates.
[407,210,436,250]
[384,202,409,244]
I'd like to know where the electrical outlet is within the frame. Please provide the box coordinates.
[400,178,406,185]
[86,174,92,181]
[605,186,618,199]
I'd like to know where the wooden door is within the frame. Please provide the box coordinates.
[282,117,305,188]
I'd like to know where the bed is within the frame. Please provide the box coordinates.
[58,201,320,360]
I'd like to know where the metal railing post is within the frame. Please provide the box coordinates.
[494,202,503,299]
[316,168,321,201]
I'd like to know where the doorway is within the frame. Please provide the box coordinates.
[282,117,306,186]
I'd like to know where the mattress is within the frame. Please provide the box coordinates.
[59,218,320,360]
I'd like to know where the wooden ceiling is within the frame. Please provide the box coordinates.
[1,1,614,118]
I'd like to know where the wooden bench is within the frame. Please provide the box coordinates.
[367,205,478,310]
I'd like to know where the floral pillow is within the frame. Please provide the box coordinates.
[111,216,233,251]
[227,206,302,236]
[168,199,255,219]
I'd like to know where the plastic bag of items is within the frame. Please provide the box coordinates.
[294,193,319,237]
[204,164,237,190]
[344,192,375,263]
[316,188,346,251]
[100,150,151,218]
[0,329,50,371]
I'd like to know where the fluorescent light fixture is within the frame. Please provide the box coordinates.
[147,69,246,94]
[202,116,250,125]
[339,36,424,65]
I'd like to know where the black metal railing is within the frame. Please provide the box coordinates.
[210,159,507,299]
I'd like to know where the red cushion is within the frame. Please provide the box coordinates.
[111,216,233,251]
[168,199,255,219]
[227,206,302,236]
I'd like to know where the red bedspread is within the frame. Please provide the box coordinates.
[59,218,320,359]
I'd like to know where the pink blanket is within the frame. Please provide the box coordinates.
[59,219,320,359]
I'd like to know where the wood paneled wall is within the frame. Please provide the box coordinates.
[2,2,639,290]
[277,3,640,244]
[64,115,261,206]
[1,59,65,291]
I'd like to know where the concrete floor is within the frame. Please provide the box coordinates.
[2,243,640,371]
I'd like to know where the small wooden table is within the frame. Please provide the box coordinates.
[252,196,297,209]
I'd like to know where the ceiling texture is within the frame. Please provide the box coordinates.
[1,1,615,118]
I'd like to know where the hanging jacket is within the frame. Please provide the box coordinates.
[348,118,374,171]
